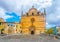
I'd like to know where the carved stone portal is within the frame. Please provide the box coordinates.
[29,26,35,35]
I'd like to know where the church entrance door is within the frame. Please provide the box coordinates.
[29,27,35,35]
[31,30,34,35]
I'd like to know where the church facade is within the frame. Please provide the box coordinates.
[20,6,46,35]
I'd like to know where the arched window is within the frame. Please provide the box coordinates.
[0,22,1,25]
[20,31,22,33]
[11,25,12,26]
[8,25,9,26]
[20,27,21,28]
[31,18,35,23]
[32,12,34,15]
[26,13,28,16]
[37,12,40,15]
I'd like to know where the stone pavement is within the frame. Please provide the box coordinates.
[0,34,60,42]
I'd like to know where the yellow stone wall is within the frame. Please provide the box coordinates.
[16,23,22,34]
[4,23,21,34]
[21,7,46,35]
[0,22,21,34]
[3,23,8,34]
[0,23,5,30]
[0,18,5,34]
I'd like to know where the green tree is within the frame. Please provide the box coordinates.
[47,28,54,36]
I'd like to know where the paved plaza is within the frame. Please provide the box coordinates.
[0,34,60,42]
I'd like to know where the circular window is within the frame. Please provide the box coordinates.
[31,18,35,22]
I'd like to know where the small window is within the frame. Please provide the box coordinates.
[11,25,13,26]
[20,31,22,33]
[20,27,21,28]
[31,18,35,22]
[32,12,34,15]
[37,12,39,15]
[0,22,1,25]
[8,25,9,26]
[16,29,17,31]
[16,25,18,27]
[26,13,28,16]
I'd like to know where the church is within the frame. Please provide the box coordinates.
[20,6,46,35]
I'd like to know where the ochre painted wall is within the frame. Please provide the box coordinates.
[21,7,46,35]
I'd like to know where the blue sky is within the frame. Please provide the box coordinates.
[0,0,60,28]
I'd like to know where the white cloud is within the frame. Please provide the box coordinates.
[47,0,60,26]
[37,0,52,10]
[1,0,60,28]
[0,7,13,20]
[0,0,52,16]
[46,22,52,28]
[46,22,56,29]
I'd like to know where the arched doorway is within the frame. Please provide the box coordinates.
[29,26,35,35]
[31,30,34,35]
